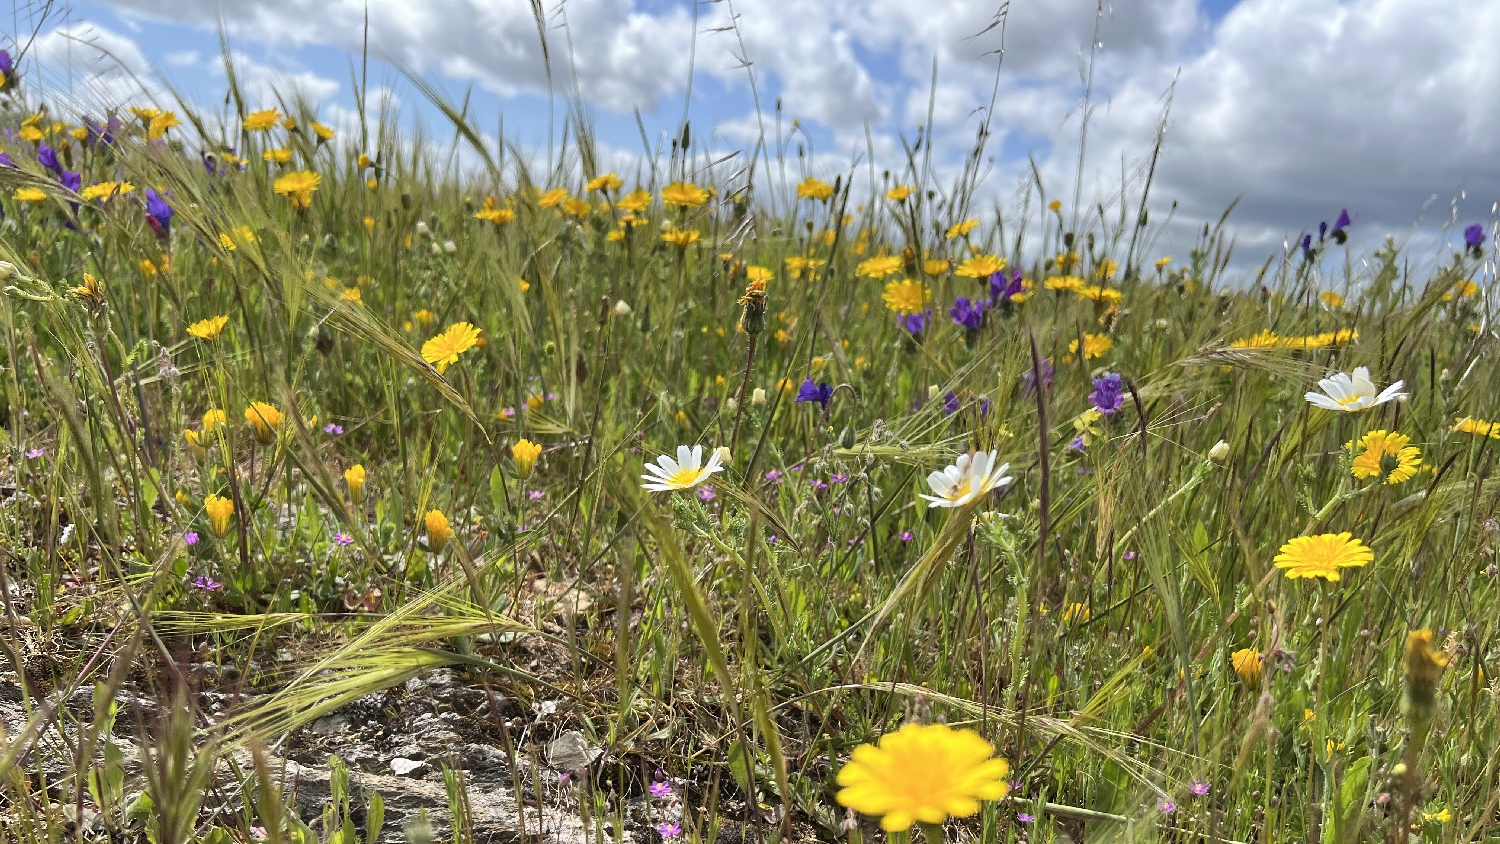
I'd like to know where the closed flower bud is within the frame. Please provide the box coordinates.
[415,220,431,237]
[0,260,18,280]
[1209,440,1230,463]
[737,279,768,336]
[614,299,633,316]
[512,439,543,480]
[425,509,452,553]
[345,464,366,505]
[442,240,457,253]
[716,446,732,466]
[1403,629,1449,727]
[839,426,856,449]
[724,396,738,412]
[204,494,234,538]
[751,388,767,405]
[928,384,940,402]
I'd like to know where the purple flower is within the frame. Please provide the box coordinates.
[323,423,343,435]
[37,145,60,174]
[897,309,931,336]
[1333,208,1351,231]
[0,151,13,168]
[943,390,960,415]
[1068,435,1086,452]
[184,532,200,546]
[794,377,833,409]
[1089,372,1126,415]
[333,532,354,546]
[145,189,174,237]
[24,447,44,459]
[1022,358,1054,394]
[1123,550,1138,560]
[1465,224,1486,255]
[649,780,673,798]
[192,575,222,591]
[790,463,804,472]
[696,485,716,501]
[529,489,545,500]
[899,530,914,542]
[766,534,777,544]
[1017,813,1035,823]
[830,473,848,484]
[656,823,681,839]
[501,407,516,418]
[0,50,12,77]
[763,469,782,483]
[59,170,81,193]
[989,268,1024,305]
[1318,220,1328,242]
[809,479,828,491]
[1157,797,1177,814]
[1190,780,1211,796]
[1300,234,1314,261]
[949,296,985,331]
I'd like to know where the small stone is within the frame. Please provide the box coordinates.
[547,730,601,771]
[390,757,428,777]
[311,714,349,736]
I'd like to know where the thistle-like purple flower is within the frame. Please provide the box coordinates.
[184,532,200,546]
[0,50,13,78]
[950,296,985,331]
[1089,372,1127,415]
[794,377,833,409]
[37,145,60,175]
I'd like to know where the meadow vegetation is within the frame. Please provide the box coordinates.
[0,29,1498,844]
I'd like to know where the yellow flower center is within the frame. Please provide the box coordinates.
[666,467,705,488]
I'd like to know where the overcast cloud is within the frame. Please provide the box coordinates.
[19,0,1500,269]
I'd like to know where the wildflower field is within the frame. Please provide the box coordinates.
[1,35,1500,844]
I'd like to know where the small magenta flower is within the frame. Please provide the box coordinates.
[184,532,200,546]
[1123,550,1138,560]
[1017,813,1035,823]
[24,447,44,459]
[1190,780,1211,796]
[649,780,673,798]
[0,151,13,168]
[830,473,849,484]
[656,823,682,839]
[795,377,834,409]
[333,532,354,546]
[323,423,344,435]
[766,534,778,543]
[1157,797,1177,813]
[696,485,716,501]
[764,469,782,483]
[529,489,545,500]
[192,575,222,591]
[899,530,914,542]
[810,479,829,491]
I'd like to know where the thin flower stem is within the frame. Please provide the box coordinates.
[730,334,759,453]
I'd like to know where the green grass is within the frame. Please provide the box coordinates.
[0,43,1498,844]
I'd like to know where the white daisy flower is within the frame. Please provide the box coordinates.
[1305,366,1407,412]
[919,450,1012,508]
[641,444,725,492]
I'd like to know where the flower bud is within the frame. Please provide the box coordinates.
[928,384,940,402]
[839,426,856,449]
[614,299,632,316]
[0,261,18,280]
[345,464,366,505]
[425,509,452,553]
[716,446,732,466]
[737,279,767,336]
[512,439,543,480]
[751,388,767,406]
[415,220,430,236]
[1209,440,1230,463]
[442,240,457,254]
[204,494,234,538]
[724,396,738,412]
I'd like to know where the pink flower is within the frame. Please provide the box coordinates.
[649,780,673,798]
[656,823,682,839]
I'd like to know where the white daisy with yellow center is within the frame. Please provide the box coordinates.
[641,445,725,492]
[919,451,1011,508]
[1305,366,1406,412]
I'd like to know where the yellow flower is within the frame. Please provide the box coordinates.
[536,187,569,208]
[1229,330,1281,349]
[922,258,950,276]
[366,178,378,190]
[1062,602,1091,624]
[513,438,543,479]
[1048,199,1062,212]
[885,185,914,202]
[80,181,135,201]
[1453,416,1500,438]
[18,115,44,142]
[412,309,436,327]
[345,464,366,505]
[244,109,281,131]
[187,316,230,341]
[784,255,827,278]
[587,172,623,192]
[1044,275,1085,292]
[835,723,1010,832]
[311,122,335,142]
[339,287,363,304]
[263,147,292,164]
[954,254,1005,279]
[139,259,159,278]
[1094,259,1118,279]
[204,494,235,538]
[662,227,700,247]
[422,322,482,373]
[1273,533,1373,581]
[363,216,375,229]
[1155,256,1172,270]
[562,197,592,217]
[282,115,299,130]
[13,187,47,203]
[1349,430,1421,484]
[1068,333,1113,360]
[945,219,979,239]
[1320,291,1344,308]
[67,273,106,304]
[660,181,709,208]
[183,428,207,455]
[1231,648,1263,689]
[244,402,285,445]
[203,409,227,433]
[357,153,373,168]
[1075,285,1123,303]
[1443,280,1480,301]
[745,265,774,284]
[882,279,928,315]
[797,177,834,200]
[273,170,322,211]
[856,255,903,279]
[425,509,452,552]
[618,188,652,213]
[1404,629,1449,722]
[474,196,516,224]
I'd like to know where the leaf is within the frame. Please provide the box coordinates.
[364,792,385,844]
[727,740,755,796]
